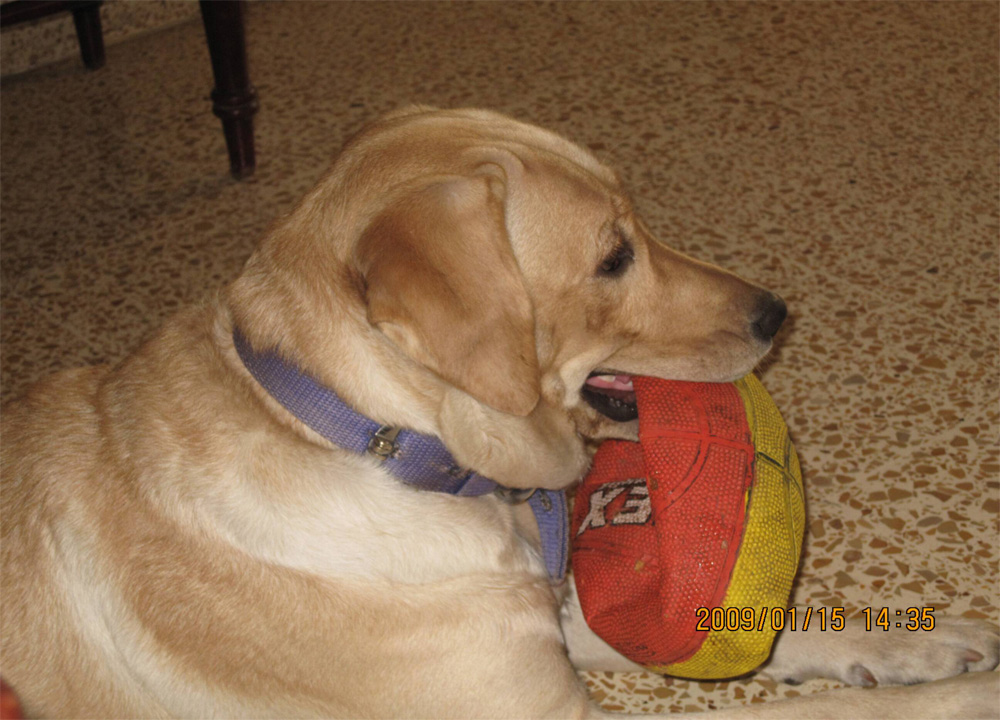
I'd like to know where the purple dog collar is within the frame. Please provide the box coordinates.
[233,329,568,581]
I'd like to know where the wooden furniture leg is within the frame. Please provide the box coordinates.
[70,1,104,69]
[2,0,260,179]
[0,1,104,69]
[198,0,259,179]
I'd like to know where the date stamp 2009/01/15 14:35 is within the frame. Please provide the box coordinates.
[694,606,937,633]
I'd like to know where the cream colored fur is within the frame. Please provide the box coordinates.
[2,107,996,718]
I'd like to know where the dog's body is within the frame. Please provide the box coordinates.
[2,108,997,718]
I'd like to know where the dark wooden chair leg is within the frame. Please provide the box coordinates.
[199,0,259,179]
[1,1,104,70]
[71,2,104,69]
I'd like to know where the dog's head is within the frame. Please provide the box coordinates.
[227,107,786,490]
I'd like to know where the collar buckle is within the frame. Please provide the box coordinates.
[368,425,401,461]
[493,486,537,505]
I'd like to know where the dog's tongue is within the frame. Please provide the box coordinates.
[585,374,634,392]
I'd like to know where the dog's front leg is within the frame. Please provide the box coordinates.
[564,586,999,719]
[760,606,999,687]
[563,584,995,682]
[690,672,1000,720]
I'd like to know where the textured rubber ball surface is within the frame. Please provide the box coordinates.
[571,375,805,679]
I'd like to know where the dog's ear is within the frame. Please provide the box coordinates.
[355,171,540,416]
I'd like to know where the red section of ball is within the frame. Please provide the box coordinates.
[572,379,755,667]
[0,679,22,720]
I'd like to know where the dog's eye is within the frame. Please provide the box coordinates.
[598,241,634,278]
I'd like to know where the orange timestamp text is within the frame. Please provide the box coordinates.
[694,606,937,633]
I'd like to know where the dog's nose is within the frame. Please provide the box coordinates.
[750,293,787,342]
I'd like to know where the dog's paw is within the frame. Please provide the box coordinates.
[839,617,999,687]
[765,615,999,688]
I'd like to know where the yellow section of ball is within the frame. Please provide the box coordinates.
[650,374,806,679]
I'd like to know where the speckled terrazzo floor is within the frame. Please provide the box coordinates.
[2,1,997,715]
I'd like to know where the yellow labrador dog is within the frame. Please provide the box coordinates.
[2,107,997,719]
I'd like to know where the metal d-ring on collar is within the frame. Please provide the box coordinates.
[367,425,401,460]
[366,433,545,509]
[232,328,570,581]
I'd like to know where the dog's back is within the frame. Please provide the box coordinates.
[1,305,242,717]
[1,365,142,717]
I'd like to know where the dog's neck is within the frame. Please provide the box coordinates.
[232,327,569,581]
